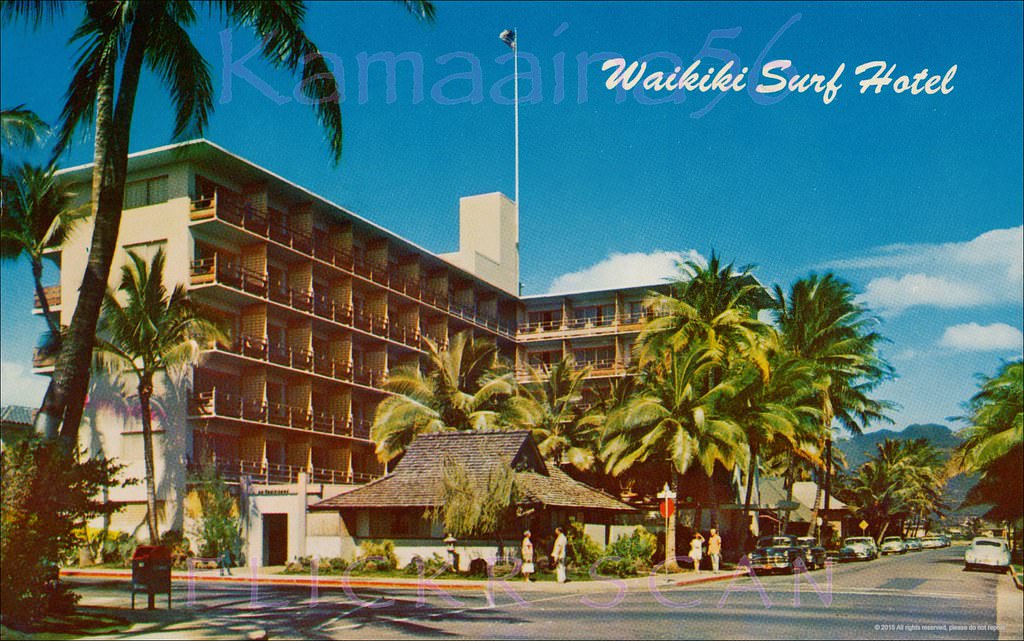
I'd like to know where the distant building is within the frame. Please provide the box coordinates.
[0,405,36,450]
[754,477,853,539]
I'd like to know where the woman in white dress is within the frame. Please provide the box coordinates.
[689,532,705,574]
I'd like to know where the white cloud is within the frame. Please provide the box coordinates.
[860,273,989,311]
[938,322,1024,352]
[546,250,704,295]
[822,226,1023,314]
[0,360,49,408]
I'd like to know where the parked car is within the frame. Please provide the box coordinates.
[838,537,879,561]
[921,535,944,549]
[964,537,1011,572]
[904,537,923,551]
[748,535,804,574]
[880,536,907,555]
[939,534,952,548]
[795,537,828,570]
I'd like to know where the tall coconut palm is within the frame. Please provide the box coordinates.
[953,360,1023,523]
[371,331,513,463]
[772,273,894,534]
[601,344,743,568]
[0,163,84,343]
[95,248,225,543]
[636,253,768,373]
[506,356,598,470]
[723,347,821,550]
[3,0,435,445]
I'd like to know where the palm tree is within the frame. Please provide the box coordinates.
[3,0,435,444]
[1,163,84,344]
[371,331,513,463]
[95,248,225,544]
[0,105,48,149]
[953,360,1023,524]
[636,253,768,373]
[601,344,743,569]
[772,273,895,534]
[506,356,598,470]
[723,346,821,550]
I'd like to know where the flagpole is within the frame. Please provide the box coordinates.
[513,28,520,210]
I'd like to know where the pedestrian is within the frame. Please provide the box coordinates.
[689,532,704,574]
[219,548,233,576]
[552,527,568,583]
[708,528,722,573]
[521,530,535,582]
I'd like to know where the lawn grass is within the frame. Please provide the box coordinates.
[0,612,130,639]
[1012,564,1022,584]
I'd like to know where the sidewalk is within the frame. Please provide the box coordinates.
[60,566,747,594]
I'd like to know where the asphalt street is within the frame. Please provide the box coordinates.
[68,546,1021,640]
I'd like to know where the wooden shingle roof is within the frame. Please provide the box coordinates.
[311,430,635,513]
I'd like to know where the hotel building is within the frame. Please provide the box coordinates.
[36,140,668,563]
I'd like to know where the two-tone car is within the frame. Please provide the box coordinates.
[795,537,828,570]
[921,535,944,549]
[838,536,879,561]
[964,537,1011,572]
[748,535,805,574]
[880,536,907,555]
[904,537,923,552]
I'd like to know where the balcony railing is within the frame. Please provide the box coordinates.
[518,359,627,381]
[33,285,61,312]
[191,195,515,339]
[190,255,424,353]
[210,334,370,387]
[189,388,374,441]
[517,311,658,336]
[188,458,378,486]
[32,348,56,370]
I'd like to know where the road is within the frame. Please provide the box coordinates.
[68,546,1020,640]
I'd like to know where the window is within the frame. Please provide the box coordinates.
[124,176,169,209]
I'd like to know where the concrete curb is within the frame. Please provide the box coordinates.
[60,567,748,593]
[1011,568,1023,591]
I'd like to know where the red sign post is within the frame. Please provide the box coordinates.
[659,498,675,519]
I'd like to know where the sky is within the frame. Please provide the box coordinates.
[1,1,1021,433]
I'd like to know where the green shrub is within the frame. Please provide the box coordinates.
[602,526,657,577]
[566,521,603,570]
[403,552,448,575]
[1,436,127,625]
[357,540,398,571]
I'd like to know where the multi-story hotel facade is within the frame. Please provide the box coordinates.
[36,140,669,564]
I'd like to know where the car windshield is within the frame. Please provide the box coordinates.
[883,538,901,542]
[975,540,1004,548]
[845,538,872,545]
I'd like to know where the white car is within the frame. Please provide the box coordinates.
[964,537,1011,572]
[880,537,907,555]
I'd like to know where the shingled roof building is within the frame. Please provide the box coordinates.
[308,430,637,569]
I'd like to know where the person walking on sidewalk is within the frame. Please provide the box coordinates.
[689,532,705,574]
[708,528,722,574]
[219,549,233,576]
[552,527,568,583]
[521,530,535,582]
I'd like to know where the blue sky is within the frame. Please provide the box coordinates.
[1,1,1021,433]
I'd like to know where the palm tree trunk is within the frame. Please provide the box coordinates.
[31,258,62,340]
[47,12,153,446]
[782,454,796,532]
[139,373,160,545]
[666,466,679,571]
[92,54,114,209]
[806,478,823,537]
[740,446,758,553]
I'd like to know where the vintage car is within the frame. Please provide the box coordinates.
[921,535,945,549]
[964,537,1011,572]
[795,537,828,570]
[880,536,907,555]
[838,536,879,561]
[904,537,923,552]
[748,535,805,574]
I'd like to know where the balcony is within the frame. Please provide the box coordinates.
[33,285,61,314]
[209,334,366,388]
[517,359,627,382]
[32,348,56,371]
[516,311,659,342]
[188,457,378,486]
[189,388,373,441]
[190,256,425,353]
[190,196,515,340]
